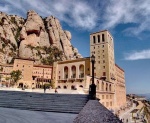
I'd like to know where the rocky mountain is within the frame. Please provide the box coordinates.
[0,10,82,64]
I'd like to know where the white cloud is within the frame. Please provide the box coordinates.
[0,0,97,30]
[1,0,150,34]
[124,49,150,60]
[102,0,150,35]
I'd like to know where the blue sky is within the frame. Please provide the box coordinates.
[1,0,150,94]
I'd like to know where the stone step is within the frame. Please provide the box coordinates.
[0,104,84,110]
[0,90,89,113]
[0,100,87,104]
[0,102,86,107]
[0,105,81,114]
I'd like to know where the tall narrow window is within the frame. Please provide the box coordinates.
[102,34,105,42]
[98,35,100,43]
[93,36,96,43]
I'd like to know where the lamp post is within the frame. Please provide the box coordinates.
[89,54,96,100]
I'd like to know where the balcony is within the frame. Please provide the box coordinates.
[97,89,115,94]
[79,73,84,78]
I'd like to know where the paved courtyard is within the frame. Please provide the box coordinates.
[0,107,77,123]
[0,87,85,94]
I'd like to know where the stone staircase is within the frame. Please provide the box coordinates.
[0,90,89,114]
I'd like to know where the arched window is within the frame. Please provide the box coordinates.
[71,66,76,78]
[64,66,68,79]
[109,84,111,91]
[79,64,84,78]
[79,85,83,88]
[106,83,108,91]
[102,82,104,91]
[96,80,99,90]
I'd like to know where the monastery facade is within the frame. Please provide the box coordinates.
[0,30,126,111]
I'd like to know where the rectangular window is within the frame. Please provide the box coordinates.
[110,95,112,99]
[106,102,109,107]
[102,45,104,48]
[106,95,108,99]
[98,35,100,43]
[93,36,96,44]
[102,95,104,99]
[102,34,105,42]
[110,102,112,106]
[103,66,105,69]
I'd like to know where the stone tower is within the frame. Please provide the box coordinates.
[90,30,116,82]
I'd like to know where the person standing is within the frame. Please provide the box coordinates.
[44,84,46,93]
[55,88,58,93]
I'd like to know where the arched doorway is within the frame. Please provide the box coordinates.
[19,83,23,88]
[79,85,83,88]
[58,86,61,89]
[71,85,76,90]
[64,85,67,89]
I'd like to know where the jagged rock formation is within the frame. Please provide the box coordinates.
[0,10,82,64]
[19,10,50,60]
[0,12,24,64]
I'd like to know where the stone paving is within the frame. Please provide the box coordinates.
[0,107,77,123]
[0,87,85,94]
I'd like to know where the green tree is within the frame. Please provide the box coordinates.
[10,70,22,85]
[50,80,55,89]
[41,46,63,65]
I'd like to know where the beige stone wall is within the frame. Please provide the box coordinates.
[13,59,34,88]
[86,76,115,110]
[12,59,53,88]
[115,64,126,109]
